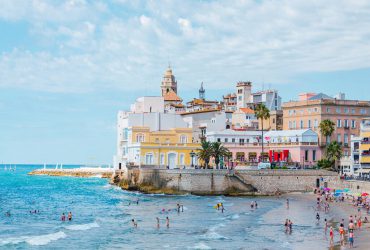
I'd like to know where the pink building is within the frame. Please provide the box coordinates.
[207,129,321,167]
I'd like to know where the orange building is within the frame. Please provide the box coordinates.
[282,93,370,156]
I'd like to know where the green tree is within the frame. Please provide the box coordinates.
[211,142,231,169]
[254,104,270,161]
[197,140,212,168]
[319,119,335,145]
[326,141,343,171]
[317,158,334,169]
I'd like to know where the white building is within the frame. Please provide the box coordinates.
[251,89,281,111]
[130,96,165,113]
[232,107,258,130]
[181,110,232,143]
[236,81,252,109]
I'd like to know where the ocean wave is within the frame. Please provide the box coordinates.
[201,227,229,241]
[0,231,67,246]
[189,242,212,249]
[64,222,99,231]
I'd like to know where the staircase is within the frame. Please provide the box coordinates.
[228,170,257,192]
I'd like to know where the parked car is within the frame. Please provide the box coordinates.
[257,162,271,170]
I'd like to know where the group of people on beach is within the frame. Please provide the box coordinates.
[250,201,258,209]
[61,212,73,222]
[314,188,370,248]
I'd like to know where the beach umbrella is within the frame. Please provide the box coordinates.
[324,187,331,191]
[362,192,369,196]
[335,189,343,193]
[343,188,350,192]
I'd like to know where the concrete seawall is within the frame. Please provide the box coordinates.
[111,168,338,196]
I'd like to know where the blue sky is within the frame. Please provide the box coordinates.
[1,0,370,164]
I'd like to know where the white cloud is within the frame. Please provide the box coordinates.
[1,0,370,93]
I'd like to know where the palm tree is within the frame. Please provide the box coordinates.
[197,140,212,168]
[255,104,270,162]
[319,119,335,145]
[211,142,230,169]
[326,141,342,171]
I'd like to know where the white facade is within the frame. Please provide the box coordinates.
[264,129,318,144]
[130,96,164,113]
[181,110,232,143]
[207,130,262,144]
[236,82,252,109]
[251,89,281,111]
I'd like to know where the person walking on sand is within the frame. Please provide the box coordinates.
[166,217,170,228]
[324,218,328,234]
[316,212,320,223]
[329,226,334,246]
[68,212,72,221]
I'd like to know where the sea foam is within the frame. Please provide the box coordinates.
[0,231,67,246]
[65,222,100,231]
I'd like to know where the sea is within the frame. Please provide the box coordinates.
[0,165,334,250]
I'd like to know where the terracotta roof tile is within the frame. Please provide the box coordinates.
[239,107,255,114]
[163,90,182,101]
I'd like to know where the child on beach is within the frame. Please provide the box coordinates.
[329,226,334,246]
[348,231,354,248]
[339,224,345,246]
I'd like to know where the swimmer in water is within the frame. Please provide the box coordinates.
[255,201,258,209]
[286,199,289,209]
[251,202,254,209]
[61,213,66,221]
[131,219,137,228]
[68,212,72,221]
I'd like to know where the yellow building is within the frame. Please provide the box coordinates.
[360,118,370,165]
[127,126,200,168]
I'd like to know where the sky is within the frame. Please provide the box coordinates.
[1,0,370,164]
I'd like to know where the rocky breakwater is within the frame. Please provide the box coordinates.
[29,168,114,178]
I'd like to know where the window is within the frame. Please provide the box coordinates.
[314,119,318,128]
[225,138,228,143]
[326,107,331,113]
[300,120,304,129]
[239,139,245,145]
[351,120,356,128]
[351,108,356,114]
[360,109,367,115]
[344,108,349,114]
[312,150,316,161]
[217,138,221,142]
[293,121,296,129]
[308,108,312,114]
[314,108,318,113]
[145,154,153,164]
[211,118,216,123]
[337,134,341,143]
[238,96,242,101]
[136,134,145,143]
[344,134,349,144]
[337,119,342,128]
[344,119,349,128]
[180,135,187,143]
[180,154,185,165]
[232,138,235,143]
[305,150,309,161]
[336,107,341,113]
[289,121,292,129]
[308,120,311,128]
[160,154,165,165]
[155,138,159,143]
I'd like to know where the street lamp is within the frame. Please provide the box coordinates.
[190,150,196,168]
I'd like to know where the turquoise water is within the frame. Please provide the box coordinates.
[0,165,332,249]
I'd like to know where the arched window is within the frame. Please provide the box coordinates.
[226,125,230,129]
[180,135,187,143]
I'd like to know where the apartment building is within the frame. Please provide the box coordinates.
[282,93,370,156]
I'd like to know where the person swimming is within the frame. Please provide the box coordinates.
[61,213,66,221]
[156,217,160,228]
[131,219,137,228]
[68,212,72,221]
[286,199,289,209]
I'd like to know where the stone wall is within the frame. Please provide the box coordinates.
[113,168,338,195]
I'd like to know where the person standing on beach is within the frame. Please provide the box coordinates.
[316,212,320,223]
[348,230,354,248]
[339,223,345,246]
[324,218,328,234]
[329,226,334,246]
[166,217,170,228]
[156,217,160,228]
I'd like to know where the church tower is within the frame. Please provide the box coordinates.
[199,82,205,100]
[161,66,177,96]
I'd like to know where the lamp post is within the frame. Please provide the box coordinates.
[190,150,195,168]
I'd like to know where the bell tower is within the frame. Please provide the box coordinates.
[161,66,177,96]
[199,82,205,100]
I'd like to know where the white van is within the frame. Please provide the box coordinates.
[257,162,271,170]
